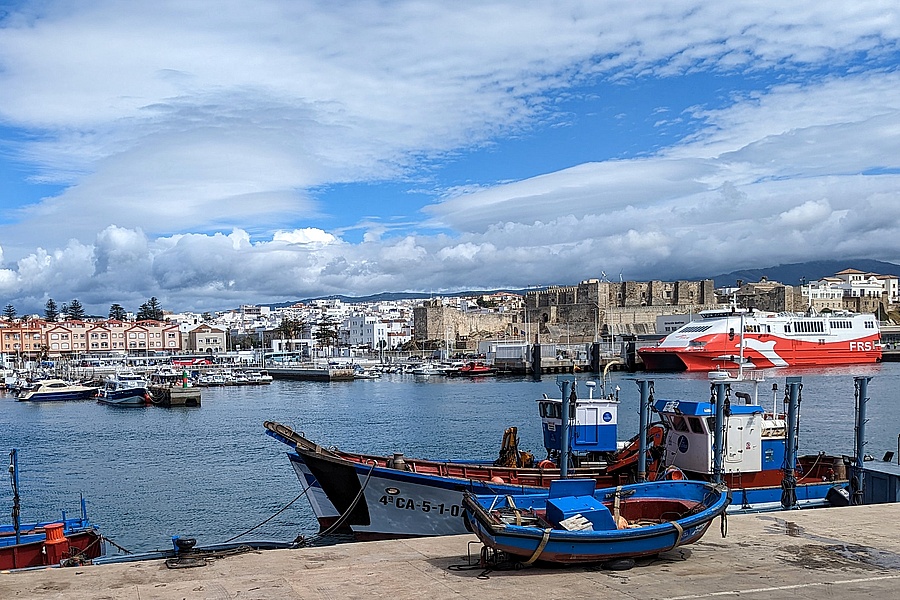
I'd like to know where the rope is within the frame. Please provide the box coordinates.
[307,460,378,542]
[523,528,552,565]
[612,485,623,522]
[221,490,308,544]
[102,536,133,554]
[669,520,684,550]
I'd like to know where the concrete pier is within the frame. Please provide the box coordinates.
[2,503,899,599]
[267,366,356,381]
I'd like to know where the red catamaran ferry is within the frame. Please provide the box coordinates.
[638,307,881,371]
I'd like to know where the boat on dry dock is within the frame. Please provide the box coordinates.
[464,478,729,565]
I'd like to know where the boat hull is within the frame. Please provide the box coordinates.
[283,450,627,540]
[17,390,97,402]
[97,388,150,407]
[0,522,103,570]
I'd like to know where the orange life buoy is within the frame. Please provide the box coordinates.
[537,459,556,470]
[664,466,686,480]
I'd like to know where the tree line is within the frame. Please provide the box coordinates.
[2,297,167,323]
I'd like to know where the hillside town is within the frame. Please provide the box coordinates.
[1,267,899,369]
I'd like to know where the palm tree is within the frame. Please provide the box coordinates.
[276,317,304,352]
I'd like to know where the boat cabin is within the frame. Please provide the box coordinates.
[654,398,786,475]
[538,388,619,460]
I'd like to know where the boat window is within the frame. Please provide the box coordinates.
[540,402,560,419]
[706,417,717,432]
[671,415,689,432]
[688,417,706,434]
[679,325,712,333]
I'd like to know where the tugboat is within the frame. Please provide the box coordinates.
[447,361,497,377]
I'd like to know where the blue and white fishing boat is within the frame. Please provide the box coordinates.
[656,370,848,513]
[97,371,151,407]
[16,378,97,402]
[463,478,729,565]
[266,373,851,541]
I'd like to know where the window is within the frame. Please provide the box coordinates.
[671,416,689,432]
[689,418,706,434]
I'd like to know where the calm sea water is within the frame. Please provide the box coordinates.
[2,362,898,553]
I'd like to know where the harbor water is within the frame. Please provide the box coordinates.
[2,362,898,554]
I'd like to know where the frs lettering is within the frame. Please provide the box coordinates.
[849,342,874,351]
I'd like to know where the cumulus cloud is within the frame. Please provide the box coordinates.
[0,2,898,313]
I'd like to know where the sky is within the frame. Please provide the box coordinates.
[0,1,899,315]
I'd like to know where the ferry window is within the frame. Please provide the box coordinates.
[671,416,689,432]
[688,418,705,434]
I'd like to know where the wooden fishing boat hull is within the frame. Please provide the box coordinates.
[265,421,638,540]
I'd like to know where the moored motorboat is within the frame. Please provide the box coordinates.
[464,478,729,565]
[97,371,151,407]
[16,378,97,402]
[638,307,881,371]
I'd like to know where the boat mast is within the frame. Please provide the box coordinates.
[9,449,21,544]
[637,379,651,482]
[557,375,575,479]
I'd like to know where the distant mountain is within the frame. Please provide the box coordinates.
[709,260,900,287]
[256,260,900,310]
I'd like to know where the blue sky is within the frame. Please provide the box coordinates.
[0,1,899,314]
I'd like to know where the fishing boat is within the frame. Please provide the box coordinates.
[264,380,665,540]
[1,450,104,570]
[97,371,151,407]
[267,367,851,540]
[655,369,848,513]
[463,479,729,565]
[638,307,881,371]
[16,378,97,402]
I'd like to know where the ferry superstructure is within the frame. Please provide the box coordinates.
[638,308,881,371]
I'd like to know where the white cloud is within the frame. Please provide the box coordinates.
[272,228,337,245]
[0,2,899,313]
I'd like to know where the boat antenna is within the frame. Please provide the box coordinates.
[771,382,779,416]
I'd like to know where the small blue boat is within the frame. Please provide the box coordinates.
[463,479,730,565]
